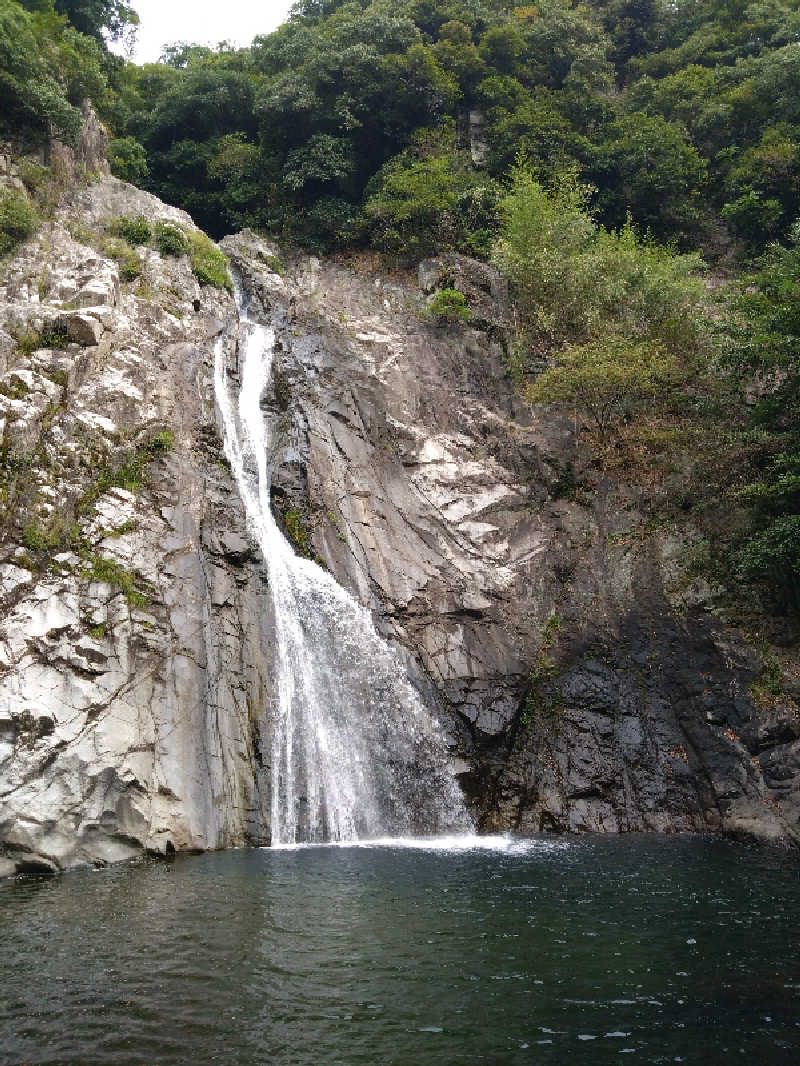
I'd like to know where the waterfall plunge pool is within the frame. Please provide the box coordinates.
[2,834,799,1065]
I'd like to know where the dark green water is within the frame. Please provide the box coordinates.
[1,834,799,1066]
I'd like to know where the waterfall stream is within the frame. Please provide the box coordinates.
[214,284,472,845]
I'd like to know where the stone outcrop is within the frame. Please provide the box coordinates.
[224,231,800,847]
[0,177,272,876]
[49,101,111,185]
[1,167,798,877]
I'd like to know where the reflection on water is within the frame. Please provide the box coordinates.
[1,834,799,1065]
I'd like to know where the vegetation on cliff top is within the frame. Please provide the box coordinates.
[0,0,135,144]
[89,0,800,262]
[0,0,798,619]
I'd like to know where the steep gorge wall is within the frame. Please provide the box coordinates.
[0,166,798,875]
[0,177,274,875]
[225,232,800,847]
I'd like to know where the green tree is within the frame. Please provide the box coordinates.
[528,335,681,435]
[365,133,498,258]
[492,165,705,348]
[53,0,137,41]
[592,113,708,243]
[0,0,85,141]
[108,135,149,183]
[725,223,800,608]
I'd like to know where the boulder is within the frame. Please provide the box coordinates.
[57,311,103,346]
[418,259,443,294]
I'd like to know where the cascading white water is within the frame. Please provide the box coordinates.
[214,283,472,845]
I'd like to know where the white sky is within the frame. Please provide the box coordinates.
[115,1,295,64]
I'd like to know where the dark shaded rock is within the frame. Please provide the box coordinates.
[221,236,799,847]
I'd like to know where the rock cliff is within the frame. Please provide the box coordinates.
[224,232,800,847]
[0,174,275,876]
[1,167,798,875]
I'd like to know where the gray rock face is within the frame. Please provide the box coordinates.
[0,177,273,875]
[1,164,798,877]
[223,232,800,848]
[57,310,104,346]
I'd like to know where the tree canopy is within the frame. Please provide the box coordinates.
[2,0,799,616]
[77,0,800,256]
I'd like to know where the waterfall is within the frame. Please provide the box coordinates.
[214,283,472,845]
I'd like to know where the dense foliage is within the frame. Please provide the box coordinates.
[0,186,38,255]
[0,0,137,144]
[724,230,800,611]
[0,0,798,616]
[87,0,800,258]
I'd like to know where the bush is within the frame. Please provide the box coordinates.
[721,192,783,248]
[724,232,800,610]
[108,215,152,246]
[423,287,472,326]
[153,220,189,257]
[16,160,49,196]
[365,141,500,260]
[492,166,706,349]
[282,506,311,557]
[294,196,364,253]
[737,515,800,610]
[102,236,142,281]
[108,137,149,185]
[0,188,38,256]
[527,335,682,435]
[15,159,62,217]
[77,428,176,515]
[187,231,232,291]
[257,250,284,275]
[81,554,147,607]
[118,253,142,281]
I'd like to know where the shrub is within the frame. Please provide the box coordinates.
[721,192,783,248]
[187,231,232,291]
[282,506,311,556]
[81,554,147,607]
[119,252,142,281]
[0,188,38,256]
[257,251,284,275]
[527,335,682,435]
[492,166,706,350]
[77,429,176,514]
[365,146,500,260]
[16,160,49,196]
[11,323,70,357]
[38,324,71,350]
[737,515,800,611]
[423,287,472,326]
[148,429,176,453]
[102,236,142,281]
[108,215,152,246]
[21,515,82,555]
[108,137,150,185]
[293,196,365,253]
[723,228,800,610]
[0,374,28,400]
[153,220,188,257]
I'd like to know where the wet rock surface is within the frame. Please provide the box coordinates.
[225,231,800,847]
[1,168,798,876]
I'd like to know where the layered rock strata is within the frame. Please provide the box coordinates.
[225,232,800,846]
[1,178,798,876]
[0,179,272,876]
